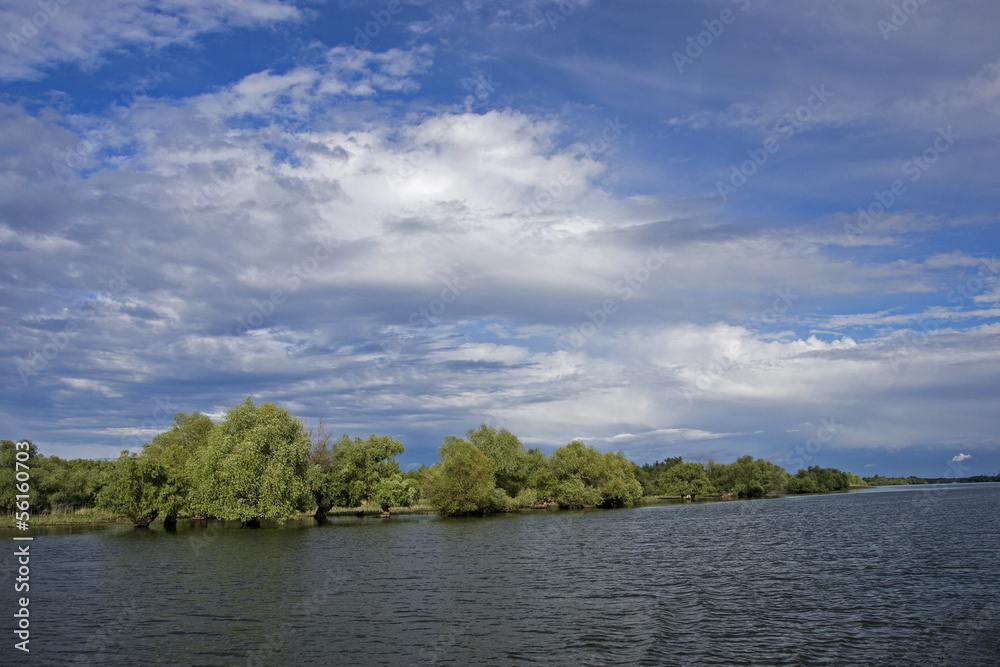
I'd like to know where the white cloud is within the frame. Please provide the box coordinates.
[0,0,302,81]
[951,453,972,463]
[61,378,121,398]
[435,343,531,365]
[191,46,434,121]
[900,59,1000,120]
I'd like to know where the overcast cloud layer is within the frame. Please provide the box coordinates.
[2,0,999,477]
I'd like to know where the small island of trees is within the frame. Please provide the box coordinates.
[9,396,990,529]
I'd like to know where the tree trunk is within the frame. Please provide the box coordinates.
[163,514,177,530]
[133,509,158,528]
[241,518,261,528]
[314,504,332,521]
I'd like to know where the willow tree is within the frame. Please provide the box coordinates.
[96,451,164,527]
[707,455,789,498]
[311,432,416,517]
[466,424,528,496]
[662,461,713,500]
[141,411,213,528]
[308,420,338,520]
[335,434,408,509]
[189,397,312,527]
[422,437,496,516]
[549,440,643,508]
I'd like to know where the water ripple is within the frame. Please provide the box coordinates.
[2,483,998,665]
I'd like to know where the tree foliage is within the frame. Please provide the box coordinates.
[422,437,496,516]
[8,416,889,527]
[863,474,928,486]
[96,451,163,527]
[786,466,862,494]
[467,424,529,496]
[548,440,643,508]
[1,440,108,514]
[707,455,789,498]
[520,448,553,502]
[141,411,213,521]
[316,433,417,513]
[371,474,419,513]
[662,461,713,499]
[188,397,312,526]
[638,457,684,495]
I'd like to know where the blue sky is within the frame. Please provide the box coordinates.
[2,0,999,478]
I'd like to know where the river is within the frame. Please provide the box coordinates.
[3,483,999,665]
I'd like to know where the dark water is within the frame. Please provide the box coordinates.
[3,483,999,666]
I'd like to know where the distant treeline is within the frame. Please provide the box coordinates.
[4,397,877,527]
[864,473,1000,486]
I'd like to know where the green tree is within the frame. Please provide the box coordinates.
[339,433,404,506]
[640,457,684,495]
[519,448,551,504]
[551,474,603,508]
[324,433,414,514]
[307,420,338,520]
[189,397,312,527]
[467,424,528,496]
[549,441,643,508]
[141,411,213,527]
[596,451,645,507]
[786,472,821,494]
[846,472,868,488]
[2,441,109,515]
[96,451,164,527]
[662,461,713,500]
[787,466,862,494]
[34,456,107,513]
[708,455,788,498]
[422,437,496,516]
[372,474,419,514]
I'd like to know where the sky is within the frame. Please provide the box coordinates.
[1,0,999,478]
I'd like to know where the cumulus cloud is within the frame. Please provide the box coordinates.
[951,453,972,463]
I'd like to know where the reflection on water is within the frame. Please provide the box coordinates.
[3,484,998,665]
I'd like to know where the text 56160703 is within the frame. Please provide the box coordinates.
[12,440,33,654]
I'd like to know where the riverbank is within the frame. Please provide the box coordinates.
[0,485,890,527]
[13,508,132,526]
[8,503,442,527]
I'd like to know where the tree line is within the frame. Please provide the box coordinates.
[864,473,1000,485]
[636,456,868,499]
[863,474,929,486]
[3,397,877,527]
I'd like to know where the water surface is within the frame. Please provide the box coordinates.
[4,483,999,665]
